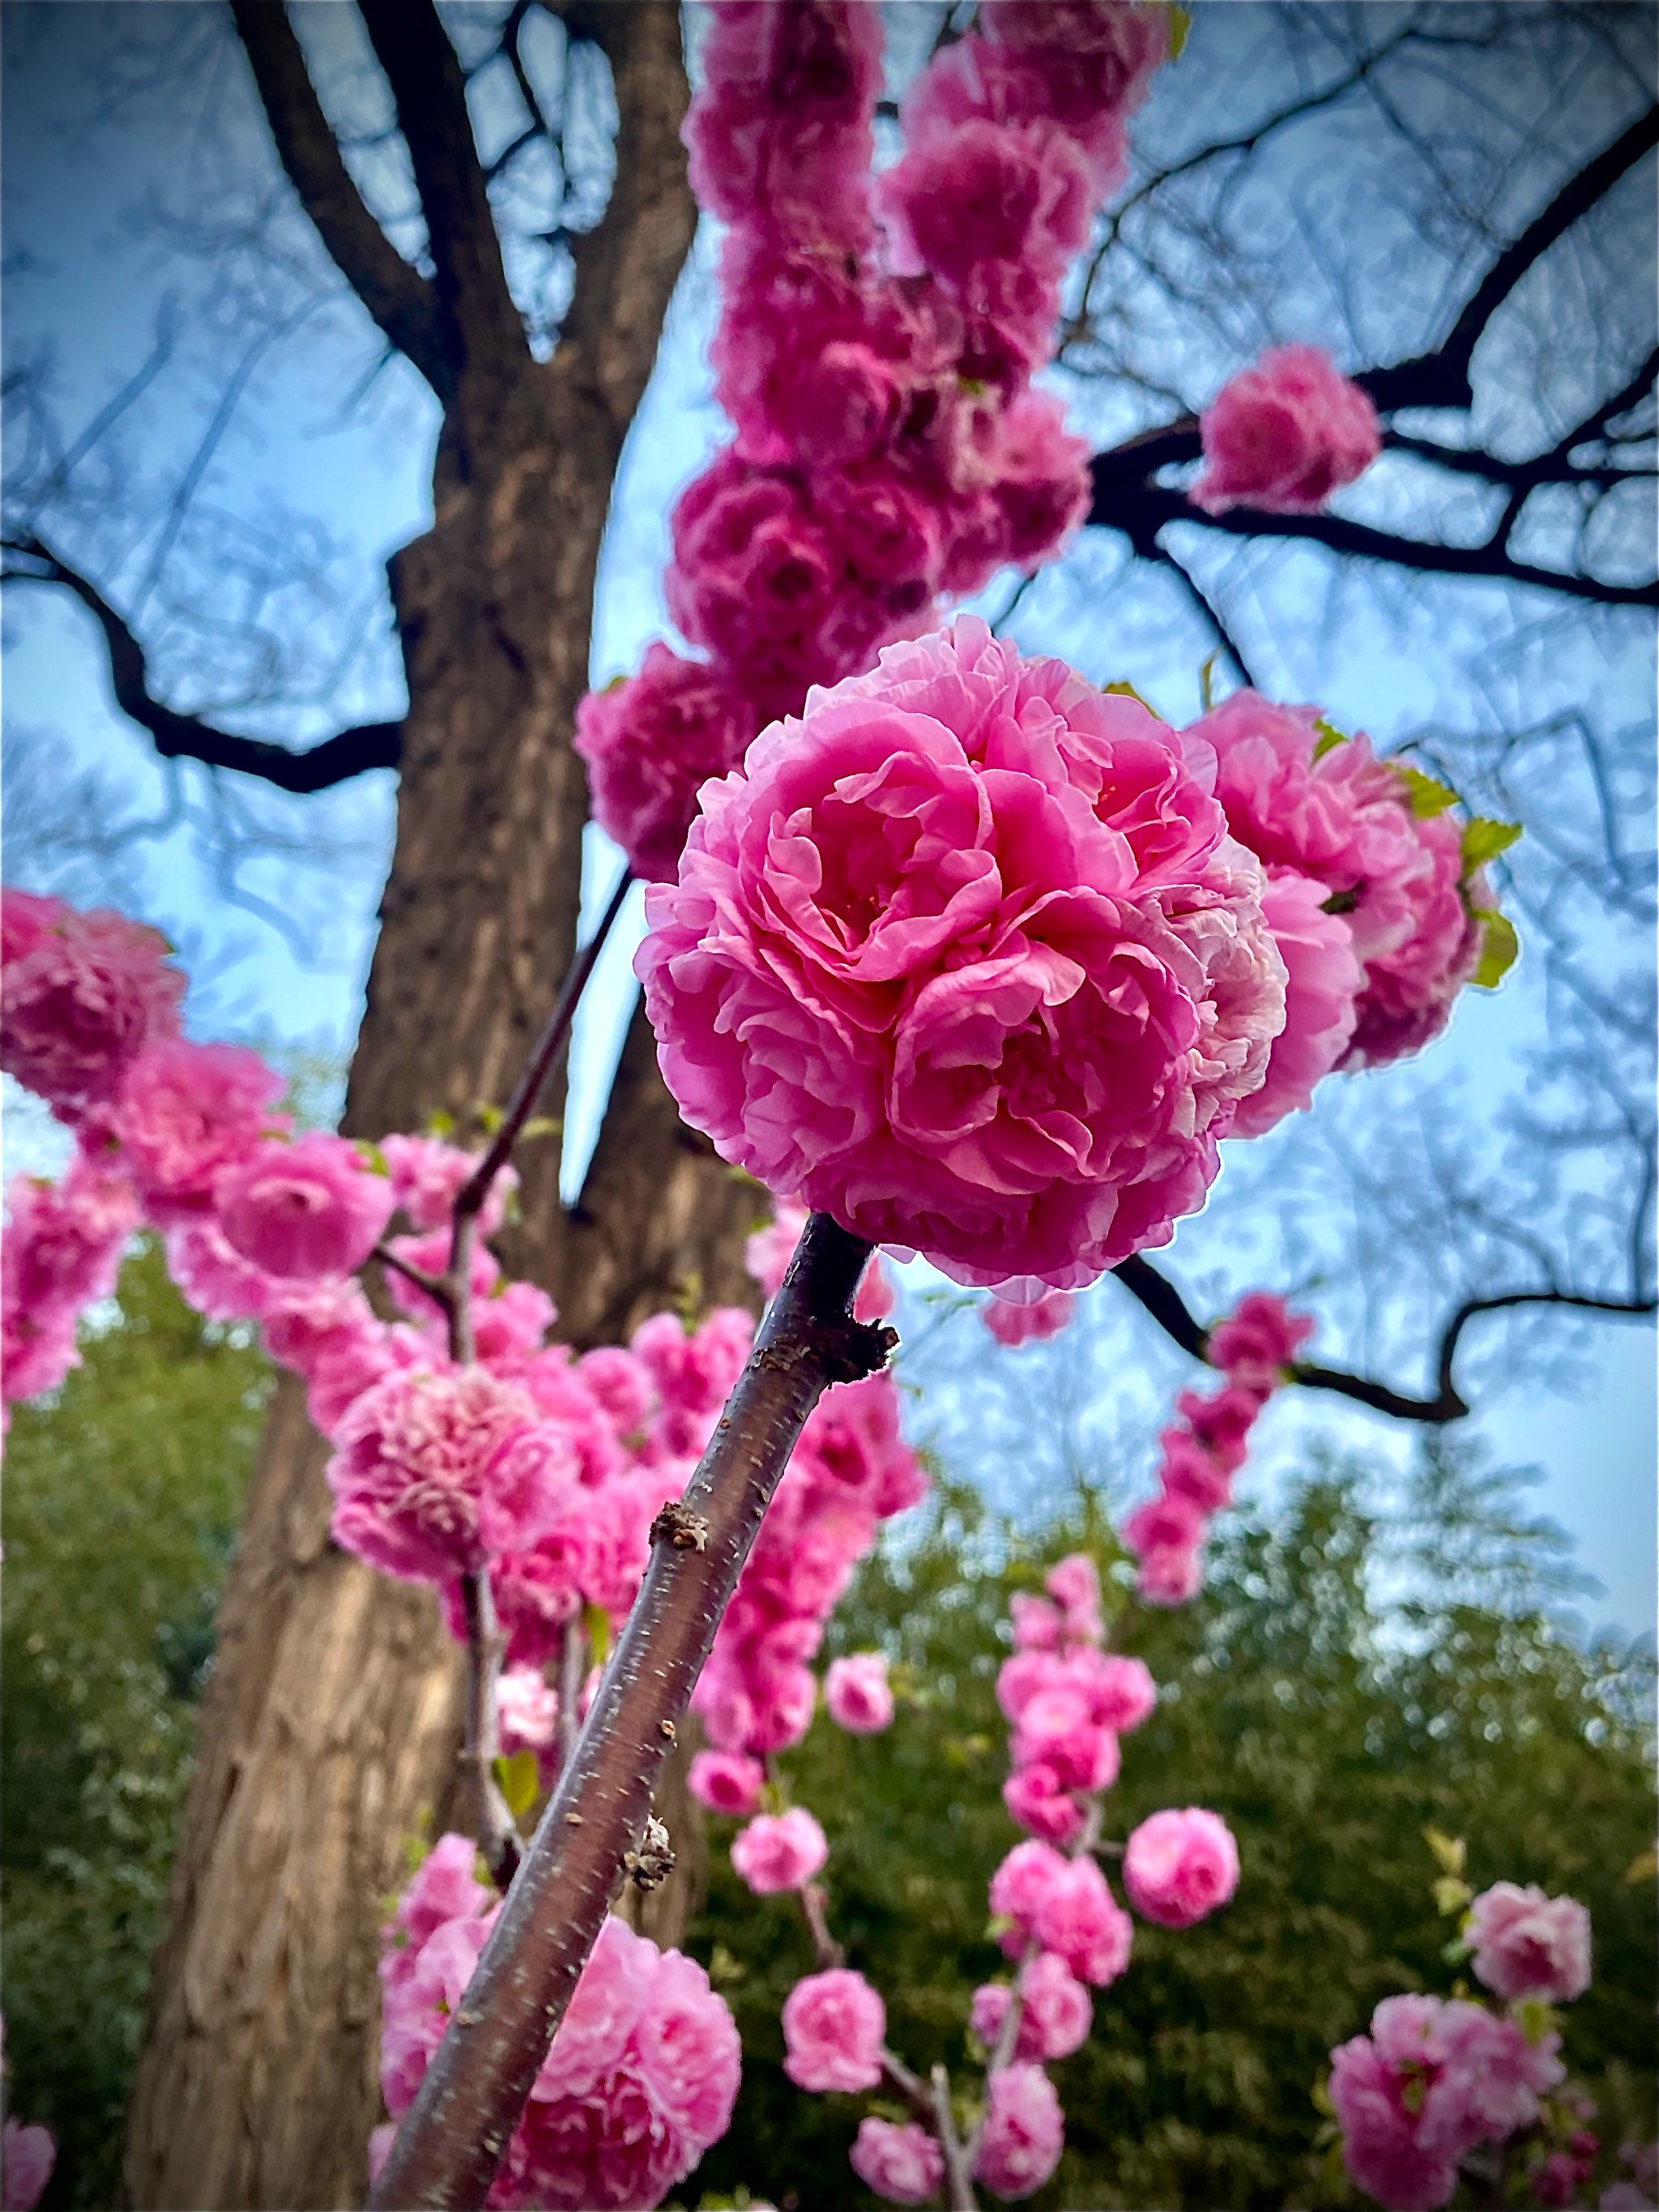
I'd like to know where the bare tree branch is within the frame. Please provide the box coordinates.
[1112,1253,1657,1424]
[228,0,450,398]
[2,533,401,792]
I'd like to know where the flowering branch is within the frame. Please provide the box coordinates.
[368,1211,893,2211]
[1112,1254,1657,1424]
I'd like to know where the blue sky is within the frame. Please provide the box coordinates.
[3,4,1653,1638]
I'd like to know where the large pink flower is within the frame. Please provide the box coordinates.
[1193,344,1380,515]
[638,621,1284,1290]
[0,895,183,1121]
[782,1967,885,2093]
[1230,871,1362,1134]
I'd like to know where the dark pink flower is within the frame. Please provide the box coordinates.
[688,1750,766,1817]
[1,2119,55,2212]
[1194,344,1380,515]
[113,1040,289,1225]
[1231,870,1363,1134]
[215,1133,394,1280]
[638,620,1283,1291]
[0,897,183,1121]
[825,1651,895,1734]
[1208,1289,1315,1393]
[576,646,756,884]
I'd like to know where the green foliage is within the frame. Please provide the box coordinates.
[1,1240,267,2210]
[687,1447,1656,2212]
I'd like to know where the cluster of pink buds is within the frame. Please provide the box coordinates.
[1123,1289,1313,1604]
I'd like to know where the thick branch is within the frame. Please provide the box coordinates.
[369,1215,893,2211]
[356,0,527,380]
[228,0,450,399]
[2,535,402,792]
[1112,1256,1656,1423]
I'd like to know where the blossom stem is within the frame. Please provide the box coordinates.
[458,1570,521,1892]
[444,865,633,1361]
[932,2062,978,2212]
[557,1617,585,1774]
[368,1211,893,2211]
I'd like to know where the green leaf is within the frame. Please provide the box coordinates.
[424,1108,455,1138]
[355,1140,390,1177]
[1431,1875,1472,1917]
[474,1101,505,1136]
[1198,650,1221,713]
[1513,1996,1555,2044]
[518,1115,562,1142]
[1460,815,1523,873]
[1396,763,1459,818]
[1166,3,1191,58]
[1423,1826,1465,1877]
[582,1602,612,1670]
[492,1749,540,1823]
[1103,679,1154,711]
[1626,1846,1657,1883]
[1311,718,1349,761]
[1471,908,1518,990]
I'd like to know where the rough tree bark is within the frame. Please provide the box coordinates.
[121,10,752,2206]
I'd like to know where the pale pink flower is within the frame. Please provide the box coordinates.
[0,896,183,1121]
[576,645,755,883]
[782,1967,885,2093]
[983,1289,1076,1347]
[378,1134,514,1238]
[630,1945,743,2151]
[496,1666,560,1768]
[1342,811,1480,1071]
[989,1839,1068,1955]
[215,1133,394,1280]
[1,2119,56,2212]
[1467,1881,1592,2005]
[825,1652,894,1735]
[1194,344,1380,515]
[730,1807,827,1895]
[113,1040,288,1224]
[973,2063,1064,2201]
[851,2116,945,2206]
[1009,1593,1063,1651]
[326,1367,573,1585]
[1123,1807,1240,1928]
[1003,1762,1085,1847]
[1044,1553,1099,1617]
[1231,870,1363,1135]
[973,1951,1093,2065]
[162,1220,280,1323]
[1089,1651,1158,1733]
[638,620,1284,1291]
[688,1750,766,1818]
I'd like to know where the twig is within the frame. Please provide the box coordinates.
[457,1572,521,1890]
[557,1617,585,1775]
[932,2063,977,2212]
[369,1212,893,2210]
[798,1881,845,1971]
[445,866,633,1363]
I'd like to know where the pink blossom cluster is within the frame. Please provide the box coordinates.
[1123,1289,1313,1605]
[1330,1992,1566,2212]
[996,1552,1152,1847]
[690,1368,927,1781]
[640,618,1289,1291]
[579,1,1170,883]
[1193,344,1380,516]
[1188,690,1499,1093]
[374,1840,740,2210]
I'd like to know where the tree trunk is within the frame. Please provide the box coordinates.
[122,11,747,2204]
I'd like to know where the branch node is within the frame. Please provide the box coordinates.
[622,1814,675,1892]
[812,1317,898,1385]
[650,1501,710,1552]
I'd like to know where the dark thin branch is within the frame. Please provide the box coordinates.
[228,0,450,399]
[457,1572,522,1892]
[1,535,403,792]
[1148,539,1261,690]
[1112,1255,1656,1423]
[369,1215,893,2211]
